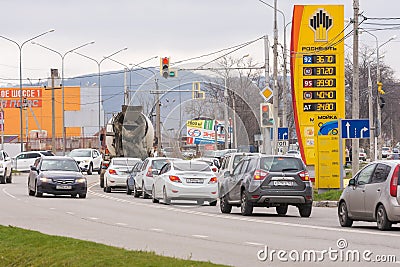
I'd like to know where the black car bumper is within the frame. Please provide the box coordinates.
[246,186,313,207]
[37,182,87,196]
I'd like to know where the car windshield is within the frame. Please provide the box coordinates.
[113,159,140,167]
[69,150,91,157]
[174,161,211,172]
[233,155,246,169]
[260,157,303,172]
[152,159,170,170]
[40,159,80,172]
[41,151,55,156]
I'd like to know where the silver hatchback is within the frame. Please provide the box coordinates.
[338,161,400,230]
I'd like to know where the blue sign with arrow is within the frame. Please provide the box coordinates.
[278,127,289,140]
[340,119,370,139]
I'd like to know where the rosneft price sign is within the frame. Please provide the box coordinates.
[290,5,345,165]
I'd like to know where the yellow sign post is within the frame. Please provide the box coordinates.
[291,5,345,189]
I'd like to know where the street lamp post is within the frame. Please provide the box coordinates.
[362,30,396,159]
[31,41,95,155]
[74,47,127,143]
[0,29,55,152]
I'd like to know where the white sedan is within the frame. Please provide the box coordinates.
[104,157,141,193]
[152,160,218,206]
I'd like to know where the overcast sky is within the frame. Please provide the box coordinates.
[0,0,399,85]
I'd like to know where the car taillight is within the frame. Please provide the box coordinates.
[209,177,217,184]
[169,175,181,183]
[109,169,117,175]
[253,170,268,180]
[390,165,399,197]
[212,167,218,172]
[146,167,153,177]
[299,171,310,181]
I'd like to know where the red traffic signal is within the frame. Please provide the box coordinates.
[160,57,170,78]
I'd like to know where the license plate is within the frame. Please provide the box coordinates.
[186,178,203,184]
[56,185,72,190]
[272,181,294,186]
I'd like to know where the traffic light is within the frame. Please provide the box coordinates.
[379,96,386,109]
[260,103,273,127]
[160,57,170,79]
[377,82,385,94]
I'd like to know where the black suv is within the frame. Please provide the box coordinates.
[219,155,313,217]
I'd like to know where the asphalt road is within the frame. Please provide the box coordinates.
[1,173,400,266]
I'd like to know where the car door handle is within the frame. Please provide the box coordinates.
[377,189,381,192]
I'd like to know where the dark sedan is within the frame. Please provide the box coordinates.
[28,156,87,198]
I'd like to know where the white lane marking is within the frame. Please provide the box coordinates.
[150,228,164,232]
[66,212,75,215]
[49,208,56,210]
[244,242,264,246]
[2,188,17,199]
[88,217,99,220]
[88,183,400,238]
[192,234,208,238]
[115,222,128,226]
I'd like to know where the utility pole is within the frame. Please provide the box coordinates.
[123,67,129,105]
[352,0,360,175]
[0,98,3,150]
[368,64,375,161]
[263,35,271,154]
[376,44,382,159]
[155,78,162,156]
[50,69,58,154]
[224,77,229,149]
[272,0,279,154]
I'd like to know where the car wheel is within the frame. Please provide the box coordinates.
[240,191,253,216]
[126,185,132,195]
[87,163,93,175]
[298,204,312,218]
[220,195,232,214]
[28,187,35,196]
[338,201,353,227]
[133,183,140,198]
[276,205,288,215]
[99,177,104,188]
[152,186,159,203]
[35,182,42,197]
[209,200,217,206]
[6,169,12,183]
[0,175,5,184]
[79,193,87,199]
[98,163,102,174]
[163,187,170,205]
[376,205,392,230]
[105,184,111,193]
[197,200,204,205]
[142,182,149,199]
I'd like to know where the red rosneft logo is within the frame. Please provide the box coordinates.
[309,9,333,42]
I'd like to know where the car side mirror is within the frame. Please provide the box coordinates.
[348,179,356,186]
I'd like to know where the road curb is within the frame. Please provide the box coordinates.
[313,201,338,207]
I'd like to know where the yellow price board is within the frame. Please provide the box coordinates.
[291,5,345,189]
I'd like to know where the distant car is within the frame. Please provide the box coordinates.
[193,158,219,173]
[68,148,102,175]
[0,150,12,184]
[126,160,143,195]
[27,156,87,198]
[133,157,178,198]
[12,150,55,172]
[382,147,392,159]
[152,160,218,205]
[338,161,400,230]
[286,150,301,158]
[393,148,400,154]
[359,151,367,161]
[103,157,141,193]
[219,155,313,217]
[387,153,400,160]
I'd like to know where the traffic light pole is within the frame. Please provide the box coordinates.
[263,35,271,154]
[155,78,162,156]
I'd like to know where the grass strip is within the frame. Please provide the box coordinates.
[0,225,228,267]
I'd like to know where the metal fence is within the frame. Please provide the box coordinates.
[25,136,100,153]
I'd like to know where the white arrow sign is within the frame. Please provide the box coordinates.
[283,132,288,140]
[360,127,368,138]
[346,122,350,139]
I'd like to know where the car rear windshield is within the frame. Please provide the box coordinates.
[174,161,211,172]
[260,157,303,172]
[152,159,170,170]
[69,150,91,157]
[233,155,246,169]
[41,151,55,156]
[113,159,140,166]
[40,159,80,172]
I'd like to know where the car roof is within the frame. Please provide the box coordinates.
[42,156,75,160]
